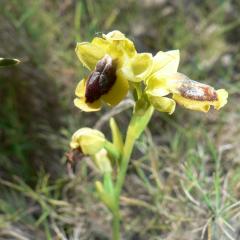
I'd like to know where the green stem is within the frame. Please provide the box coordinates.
[115,105,154,198]
[111,135,135,240]
[111,104,154,239]
[112,210,120,240]
[115,135,135,198]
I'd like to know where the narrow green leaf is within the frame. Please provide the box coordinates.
[0,58,20,67]
[110,118,124,152]
[103,172,114,196]
[104,140,120,161]
[95,180,115,211]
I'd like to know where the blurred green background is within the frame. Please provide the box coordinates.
[0,0,240,239]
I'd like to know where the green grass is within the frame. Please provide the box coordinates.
[0,0,240,239]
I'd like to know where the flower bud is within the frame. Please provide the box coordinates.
[70,128,105,155]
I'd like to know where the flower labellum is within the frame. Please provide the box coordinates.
[85,55,117,103]
[171,73,228,112]
[146,72,228,113]
[173,74,218,102]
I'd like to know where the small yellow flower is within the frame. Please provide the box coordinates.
[145,50,228,113]
[70,128,105,155]
[74,30,152,112]
[146,72,228,113]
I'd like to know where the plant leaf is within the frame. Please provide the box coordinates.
[0,58,20,67]
[110,118,124,152]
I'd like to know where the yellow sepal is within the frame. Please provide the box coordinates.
[130,53,153,82]
[150,50,180,76]
[101,69,129,106]
[75,42,105,70]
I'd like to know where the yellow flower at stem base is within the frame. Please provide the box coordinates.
[70,128,105,155]
[74,31,153,112]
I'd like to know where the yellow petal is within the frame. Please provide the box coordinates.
[213,89,228,110]
[173,89,229,112]
[75,42,105,70]
[169,74,228,112]
[151,50,180,75]
[101,69,129,106]
[103,30,126,40]
[92,36,109,47]
[74,78,101,111]
[172,94,211,112]
[91,36,125,61]
[145,73,170,96]
[103,30,137,58]
[74,98,101,112]
[148,95,176,114]
[130,53,153,82]
[75,79,86,98]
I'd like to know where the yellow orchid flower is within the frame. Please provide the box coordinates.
[146,72,228,114]
[70,128,105,155]
[145,50,228,114]
[74,30,152,112]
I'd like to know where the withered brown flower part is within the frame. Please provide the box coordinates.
[65,148,83,166]
[178,80,218,102]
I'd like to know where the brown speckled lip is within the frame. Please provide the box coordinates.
[85,55,117,103]
[179,82,218,101]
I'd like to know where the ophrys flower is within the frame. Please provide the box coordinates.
[74,31,152,112]
[145,50,228,113]
[146,72,228,113]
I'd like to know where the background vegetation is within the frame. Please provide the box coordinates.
[0,0,240,239]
